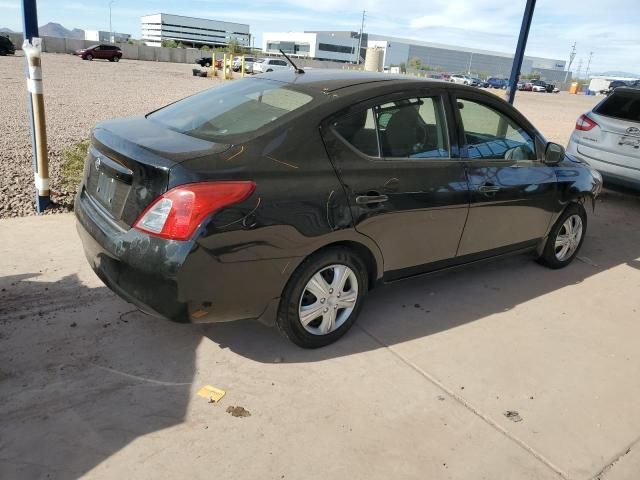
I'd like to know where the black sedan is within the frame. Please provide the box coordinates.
[75,70,602,348]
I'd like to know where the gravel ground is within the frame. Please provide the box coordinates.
[0,52,219,218]
[0,52,600,218]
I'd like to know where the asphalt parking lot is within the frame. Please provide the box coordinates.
[2,187,640,479]
[2,54,640,480]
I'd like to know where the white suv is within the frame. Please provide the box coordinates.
[252,58,291,74]
[449,74,472,85]
[566,87,640,189]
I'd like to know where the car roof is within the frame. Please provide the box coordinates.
[257,68,444,93]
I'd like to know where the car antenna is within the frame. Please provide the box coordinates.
[279,49,305,74]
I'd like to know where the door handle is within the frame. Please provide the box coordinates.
[355,194,389,205]
[479,184,501,194]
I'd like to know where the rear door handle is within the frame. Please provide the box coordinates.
[479,184,501,193]
[355,194,389,205]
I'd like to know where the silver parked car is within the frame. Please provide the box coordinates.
[449,74,472,85]
[232,56,257,72]
[566,87,640,189]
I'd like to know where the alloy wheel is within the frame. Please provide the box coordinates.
[554,214,583,261]
[298,264,359,335]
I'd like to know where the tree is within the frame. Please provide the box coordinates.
[226,38,241,55]
[408,56,422,70]
[161,39,178,48]
[201,45,210,52]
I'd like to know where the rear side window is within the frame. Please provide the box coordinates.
[457,98,536,160]
[595,92,640,123]
[148,79,313,140]
[333,97,450,160]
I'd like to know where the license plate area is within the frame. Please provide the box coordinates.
[96,171,118,207]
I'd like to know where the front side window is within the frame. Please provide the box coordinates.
[148,79,313,140]
[457,98,536,160]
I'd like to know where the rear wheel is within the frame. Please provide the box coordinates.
[113,55,120,62]
[277,248,368,348]
[538,203,587,269]
[204,61,210,67]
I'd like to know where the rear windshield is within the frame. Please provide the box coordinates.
[148,79,313,140]
[595,91,640,123]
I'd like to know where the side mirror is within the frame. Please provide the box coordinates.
[544,142,565,165]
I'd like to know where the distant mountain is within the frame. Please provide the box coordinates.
[0,27,14,33]
[38,22,84,39]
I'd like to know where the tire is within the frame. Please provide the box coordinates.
[277,247,368,348]
[266,69,273,72]
[538,203,587,269]
[204,61,210,67]
[86,54,93,61]
[113,55,120,62]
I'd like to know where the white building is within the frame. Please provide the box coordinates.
[262,31,359,62]
[263,31,568,82]
[84,30,131,43]
[141,13,250,48]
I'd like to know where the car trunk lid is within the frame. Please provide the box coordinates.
[83,117,231,228]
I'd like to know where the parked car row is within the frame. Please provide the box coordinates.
[194,56,291,74]
[604,79,640,95]
[517,79,559,93]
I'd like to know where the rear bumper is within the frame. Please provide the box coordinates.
[75,189,295,324]
[567,137,640,188]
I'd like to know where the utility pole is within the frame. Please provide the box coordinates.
[585,51,593,80]
[109,0,115,43]
[506,0,536,104]
[564,41,576,83]
[356,10,366,64]
[576,58,583,82]
[467,52,474,75]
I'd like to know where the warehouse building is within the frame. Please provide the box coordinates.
[262,31,567,82]
[141,13,250,48]
[84,30,131,43]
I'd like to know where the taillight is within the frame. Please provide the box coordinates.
[134,181,255,241]
[576,114,598,131]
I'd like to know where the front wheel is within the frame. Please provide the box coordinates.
[538,203,587,269]
[277,248,368,348]
[86,54,93,61]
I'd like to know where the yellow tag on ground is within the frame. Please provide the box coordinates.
[197,385,226,403]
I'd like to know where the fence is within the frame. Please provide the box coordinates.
[5,33,359,70]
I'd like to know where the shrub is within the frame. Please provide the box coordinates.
[60,140,90,191]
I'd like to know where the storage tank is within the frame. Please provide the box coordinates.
[364,48,384,72]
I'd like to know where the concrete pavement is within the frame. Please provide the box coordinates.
[1,189,640,479]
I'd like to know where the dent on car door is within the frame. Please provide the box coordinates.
[454,96,557,256]
[322,92,469,280]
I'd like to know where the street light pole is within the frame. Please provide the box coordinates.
[505,0,536,104]
[109,0,115,43]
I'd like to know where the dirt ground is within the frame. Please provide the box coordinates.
[0,52,599,218]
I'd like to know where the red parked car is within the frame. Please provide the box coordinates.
[75,44,122,62]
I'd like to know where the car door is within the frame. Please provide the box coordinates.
[452,94,557,256]
[322,89,469,280]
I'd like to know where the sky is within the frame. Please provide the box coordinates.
[1,0,639,74]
